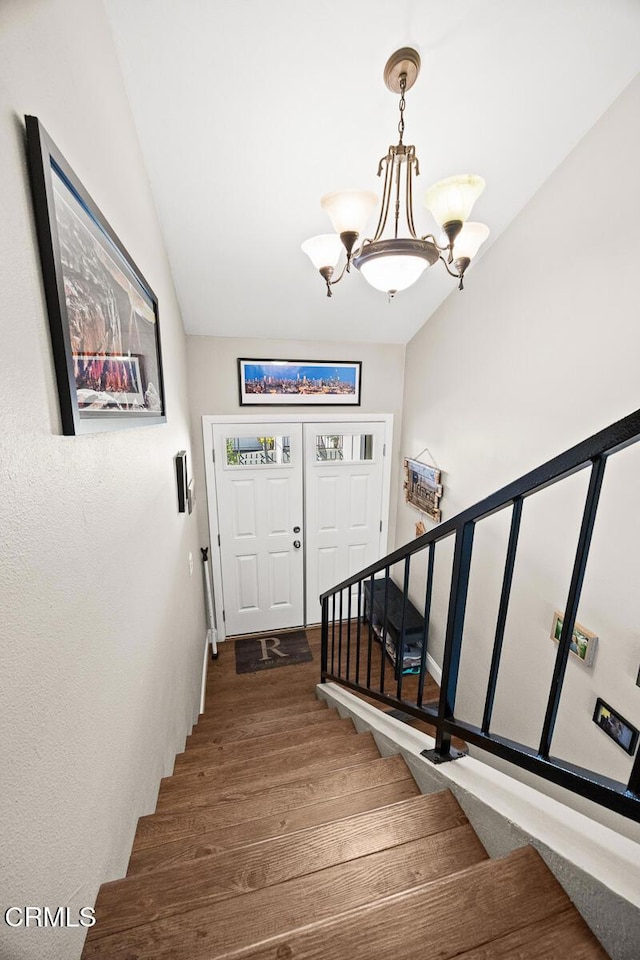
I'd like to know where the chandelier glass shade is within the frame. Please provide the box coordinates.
[451,221,491,261]
[302,48,489,298]
[300,234,343,272]
[423,175,486,228]
[321,190,378,237]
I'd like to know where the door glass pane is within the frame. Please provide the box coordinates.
[225,436,291,466]
[315,434,373,462]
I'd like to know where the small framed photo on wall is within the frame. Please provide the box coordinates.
[550,611,598,667]
[592,698,638,755]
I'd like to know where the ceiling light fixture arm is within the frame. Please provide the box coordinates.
[322,228,366,295]
[439,254,471,290]
[441,220,464,262]
[420,227,464,257]
[319,256,351,297]
[372,146,395,241]
[405,147,420,239]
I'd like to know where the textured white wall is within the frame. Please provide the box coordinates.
[398,76,640,807]
[186,335,406,575]
[0,2,206,958]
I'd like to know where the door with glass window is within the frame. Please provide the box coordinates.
[212,423,304,635]
[210,418,388,636]
[304,422,387,624]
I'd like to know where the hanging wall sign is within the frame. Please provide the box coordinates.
[404,457,443,523]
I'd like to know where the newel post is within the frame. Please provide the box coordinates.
[320,596,329,682]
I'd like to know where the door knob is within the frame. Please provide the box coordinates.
[293,540,301,549]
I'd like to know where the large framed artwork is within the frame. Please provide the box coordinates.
[25,115,166,434]
[238,359,362,406]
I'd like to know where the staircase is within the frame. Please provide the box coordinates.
[81,635,609,959]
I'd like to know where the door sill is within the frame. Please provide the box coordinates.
[226,625,307,641]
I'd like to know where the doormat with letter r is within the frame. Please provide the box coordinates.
[234,630,313,675]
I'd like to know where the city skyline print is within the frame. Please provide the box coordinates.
[238,359,362,406]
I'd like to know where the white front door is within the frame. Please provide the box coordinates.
[212,423,304,636]
[304,421,387,624]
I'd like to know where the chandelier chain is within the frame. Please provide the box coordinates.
[397,74,406,144]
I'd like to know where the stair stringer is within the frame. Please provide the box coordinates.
[317,681,640,960]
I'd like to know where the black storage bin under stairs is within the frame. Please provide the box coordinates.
[363,576,425,675]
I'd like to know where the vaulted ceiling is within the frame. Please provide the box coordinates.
[104,0,640,344]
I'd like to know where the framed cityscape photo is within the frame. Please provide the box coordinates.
[25,115,166,434]
[238,359,362,406]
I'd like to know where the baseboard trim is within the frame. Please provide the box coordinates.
[426,651,442,685]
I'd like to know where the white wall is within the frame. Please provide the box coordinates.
[397,76,640,803]
[0,2,206,958]
[186,335,406,570]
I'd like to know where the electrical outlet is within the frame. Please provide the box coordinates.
[188,552,194,576]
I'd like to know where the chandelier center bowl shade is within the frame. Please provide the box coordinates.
[353,238,439,294]
[302,47,489,298]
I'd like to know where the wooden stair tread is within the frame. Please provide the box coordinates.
[188,705,341,744]
[173,715,356,771]
[199,846,591,960]
[132,754,414,851]
[84,626,610,960]
[127,777,420,876]
[194,695,327,728]
[83,824,487,959]
[451,908,609,959]
[204,673,319,700]
[160,729,375,790]
[88,792,466,940]
[202,677,321,701]
[154,733,380,812]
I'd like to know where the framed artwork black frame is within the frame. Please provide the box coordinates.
[25,115,166,435]
[237,359,362,406]
[592,697,638,756]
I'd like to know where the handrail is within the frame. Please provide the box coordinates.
[320,406,640,823]
[321,406,640,599]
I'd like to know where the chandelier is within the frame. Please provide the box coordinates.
[302,48,489,299]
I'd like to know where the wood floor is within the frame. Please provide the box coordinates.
[81,629,609,959]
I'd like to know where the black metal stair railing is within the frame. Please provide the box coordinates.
[320,407,640,822]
